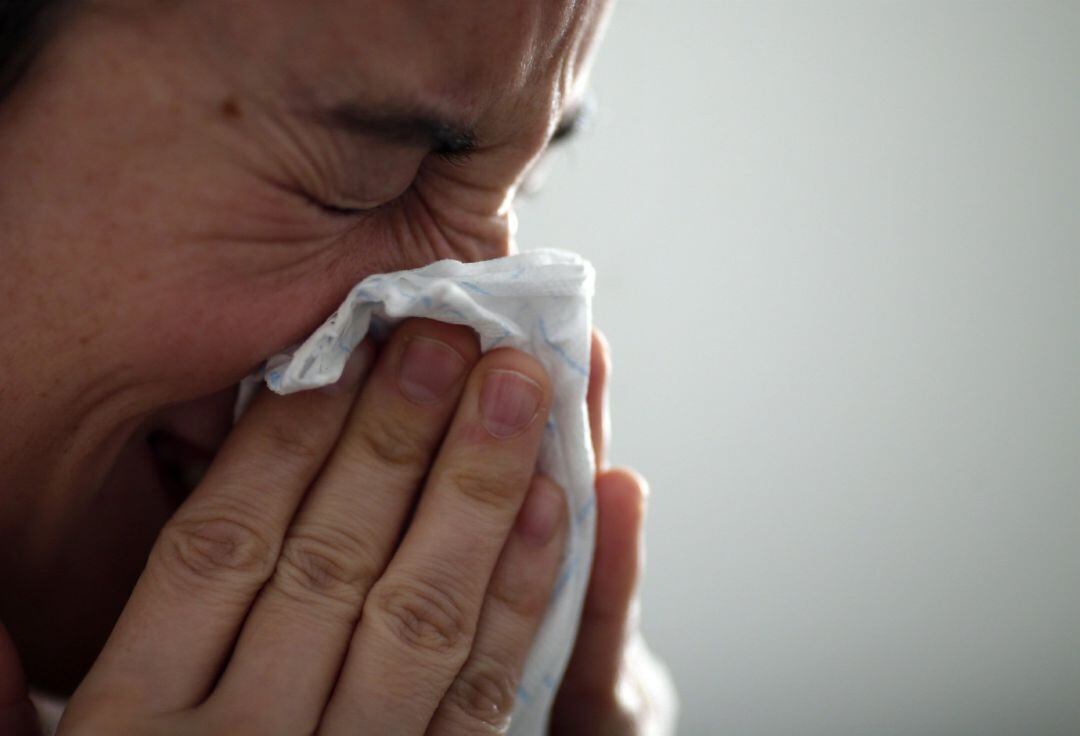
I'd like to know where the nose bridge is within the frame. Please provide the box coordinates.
[535,0,587,74]
[568,0,616,85]
[525,0,610,113]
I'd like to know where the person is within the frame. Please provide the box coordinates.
[0,0,674,733]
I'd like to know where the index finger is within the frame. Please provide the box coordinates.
[67,344,375,715]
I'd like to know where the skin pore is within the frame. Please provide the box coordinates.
[0,0,613,693]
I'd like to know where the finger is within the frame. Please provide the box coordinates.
[71,342,376,714]
[207,320,479,733]
[427,476,568,734]
[552,468,646,726]
[320,349,552,735]
[586,328,611,471]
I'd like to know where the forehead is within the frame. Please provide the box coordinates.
[206,0,594,115]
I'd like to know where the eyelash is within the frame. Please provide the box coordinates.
[435,149,474,166]
[432,129,478,167]
[317,201,368,217]
[306,140,477,217]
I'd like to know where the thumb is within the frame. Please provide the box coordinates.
[0,621,39,736]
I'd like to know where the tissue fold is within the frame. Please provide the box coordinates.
[236,249,596,734]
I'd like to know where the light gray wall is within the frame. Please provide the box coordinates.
[517,2,1080,734]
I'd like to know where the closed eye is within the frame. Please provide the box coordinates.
[433,125,478,166]
[516,96,596,197]
[317,200,371,217]
[550,97,594,146]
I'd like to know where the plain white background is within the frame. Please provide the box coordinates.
[517,2,1080,734]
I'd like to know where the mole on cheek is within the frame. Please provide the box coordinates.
[220,96,242,120]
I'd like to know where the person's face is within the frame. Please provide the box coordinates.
[0,0,612,690]
[6,0,610,404]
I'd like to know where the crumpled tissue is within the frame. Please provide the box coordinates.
[235,248,596,734]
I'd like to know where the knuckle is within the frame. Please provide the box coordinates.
[275,525,380,609]
[353,414,431,469]
[368,577,474,658]
[488,569,551,621]
[446,659,519,731]
[261,419,324,465]
[154,508,276,591]
[443,465,514,512]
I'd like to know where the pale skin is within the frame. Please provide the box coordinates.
[0,0,671,733]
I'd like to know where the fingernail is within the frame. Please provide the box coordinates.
[516,478,565,546]
[322,343,372,395]
[479,369,543,438]
[398,337,467,403]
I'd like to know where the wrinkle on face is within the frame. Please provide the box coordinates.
[1,0,615,422]
[0,0,617,692]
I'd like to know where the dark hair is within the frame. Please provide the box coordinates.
[1,0,68,101]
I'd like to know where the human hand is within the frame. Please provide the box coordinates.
[59,318,569,734]
[6,321,676,735]
[551,332,678,735]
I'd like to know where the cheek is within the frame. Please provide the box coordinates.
[73,161,515,406]
[52,168,514,412]
[133,239,385,400]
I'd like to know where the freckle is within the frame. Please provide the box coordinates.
[220,96,242,120]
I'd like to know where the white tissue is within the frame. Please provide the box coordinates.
[235,249,596,734]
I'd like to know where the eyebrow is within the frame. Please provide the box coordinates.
[314,101,479,157]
